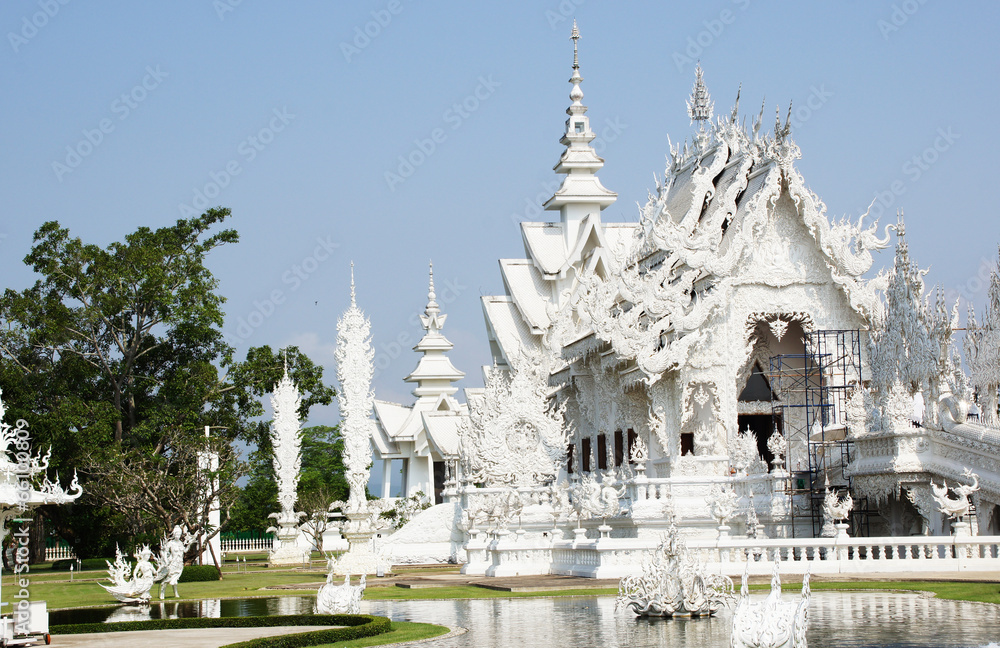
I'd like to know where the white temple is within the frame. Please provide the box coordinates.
[360,22,1000,576]
[371,263,469,503]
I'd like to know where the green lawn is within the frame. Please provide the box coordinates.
[803,580,1000,605]
[310,622,449,647]
[5,568,325,610]
[11,560,1000,611]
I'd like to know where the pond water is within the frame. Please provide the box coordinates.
[50,596,317,625]
[365,593,1000,648]
[51,591,1000,647]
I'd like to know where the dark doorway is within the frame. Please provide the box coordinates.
[737,414,776,467]
[433,461,445,504]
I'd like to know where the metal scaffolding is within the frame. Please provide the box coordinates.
[769,330,867,537]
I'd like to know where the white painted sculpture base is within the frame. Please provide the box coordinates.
[333,511,380,575]
[269,525,308,566]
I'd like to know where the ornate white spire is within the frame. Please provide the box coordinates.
[543,21,617,233]
[269,363,302,523]
[336,270,376,513]
[687,63,714,124]
[405,261,465,398]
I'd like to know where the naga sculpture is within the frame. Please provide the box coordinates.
[616,522,734,618]
[930,468,979,520]
[730,563,811,648]
[316,567,366,615]
[101,544,156,604]
[820,487,853,537]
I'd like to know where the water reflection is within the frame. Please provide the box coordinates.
[50,596,317,626]
[51,591,1000,647]
[364,593,1000,648]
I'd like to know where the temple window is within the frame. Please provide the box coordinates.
[597,433,608,470]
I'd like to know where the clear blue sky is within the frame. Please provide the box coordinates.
[2,1,998,437]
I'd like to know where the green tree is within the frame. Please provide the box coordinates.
[227,424,348,534]
[0,211,335,557]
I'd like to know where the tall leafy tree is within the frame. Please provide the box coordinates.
[0,210,335,557]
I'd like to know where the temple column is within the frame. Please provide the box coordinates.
[381,459,392,499]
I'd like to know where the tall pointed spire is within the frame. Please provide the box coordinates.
[543,21,617,245]
[349,261,356,306]
[687,63,714,125]
[336,272,375,513]
[406,261,464,399]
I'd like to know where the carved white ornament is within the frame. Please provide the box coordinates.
[102,544,156,603]
[930,468,979,520]
[820,487,853,537]
[706,483,739,525]
[731,563,810,648]
[269,367,303,525]
[617,521,734,617]
[965,256,1000,427]
[459,355,570,487]
[336,274,376,514]
[316,571,366,615]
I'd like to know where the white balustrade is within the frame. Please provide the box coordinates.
[477,531,1000,579]
[45,544,76,561]
[220,535,274,554]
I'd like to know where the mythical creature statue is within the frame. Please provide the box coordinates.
[820,487,853,537]
[930,468,979,520]
[155,525,195,599]
[101,544,156,604]
[316,569,367,615]
[730,563,810,648]
[706,484,739,527]
[616,522,734,618]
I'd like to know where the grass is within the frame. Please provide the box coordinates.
[310,622,449,647]
[6,568,325,610]
[803,580,1000,605]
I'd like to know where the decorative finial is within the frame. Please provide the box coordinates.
[349,261,356,306]
[282,347,288,375]
[687,63,713,125]
[568,21,584,106]
[428,261,437,305]
[731,83,742,123]
[571,20,580,70]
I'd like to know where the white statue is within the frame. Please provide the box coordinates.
[316,569,367,615]
[820,487,853,537]
[155,525,194,599]
[706,484,739,536]
[101,544,156,603]
[266,363,309,565]
[730,563,810,648]
[331,267,380,575]
[617,522,734,617]
[930,468,979,520]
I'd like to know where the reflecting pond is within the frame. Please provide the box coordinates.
[363,592,1000,648]
[50,596,316,626]
[51,591,1000,647]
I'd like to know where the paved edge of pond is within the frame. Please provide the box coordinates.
[51,625,341,648]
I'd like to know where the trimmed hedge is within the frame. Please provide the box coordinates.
[52,613,391,648]
[178,564,222,582]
